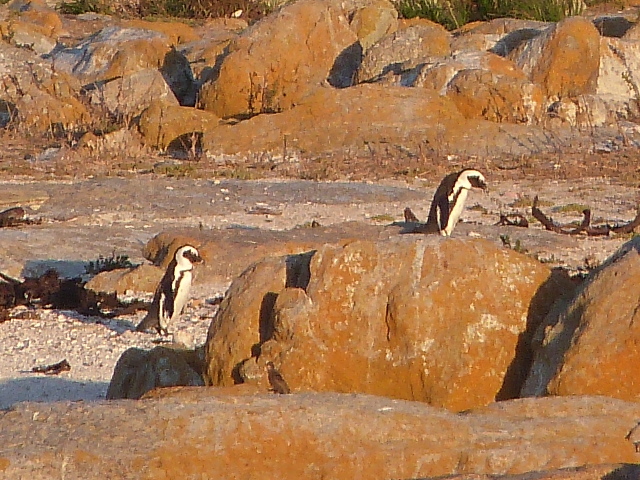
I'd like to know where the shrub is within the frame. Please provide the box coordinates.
[396,0,592,29]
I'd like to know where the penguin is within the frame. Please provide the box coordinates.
[136,245,203,336]
[425,169,487,236]
[266,361,291,394]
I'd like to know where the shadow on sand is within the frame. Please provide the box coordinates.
[0,376,109,410]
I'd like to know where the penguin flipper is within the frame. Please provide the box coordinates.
[438,195,451,230]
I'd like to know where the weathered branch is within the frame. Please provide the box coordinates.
[495,213,529,228]
[609,210,640,234]
[532,196,640,236]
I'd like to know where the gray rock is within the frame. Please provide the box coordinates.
[52,26,168,82]
[106,345,205,400]
[356,24,451,83]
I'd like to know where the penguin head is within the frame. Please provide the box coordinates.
[175,245,203,268]
[457,169,487,191]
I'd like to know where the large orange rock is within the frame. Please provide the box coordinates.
[201,81,564,158]
[138,101,220,151]
[205,236,573,411]
[522,239,640,401]
[0,393,638,478]
[122,19,200,44]
[87,69,179,119]
[202,83,465,156]
[349,0,397,51]
[447,68,543,123]
[400,51,543,124]
[509,16,601,99]
[0,19,57,54]
[199,0,358,118]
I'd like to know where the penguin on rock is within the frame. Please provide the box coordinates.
[136,245,203,336]
[425,169,487,236]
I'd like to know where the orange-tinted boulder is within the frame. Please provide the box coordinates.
[205,236,572,411]
[199,0,358,118]
[1,392,638,478]
[522,239,640,401]
[509,16,600,99]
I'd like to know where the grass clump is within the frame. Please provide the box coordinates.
[554,203,590,213]
[509,195,553,208]
[397,0,472,30]
[58,0,111,14]
[500,234,528,254]
[59,0,276,22]
[85,252,135,275]
[396,0,591,30]
[370,214,395,223]
[468,203,488,213]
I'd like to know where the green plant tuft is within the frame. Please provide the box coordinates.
[370,214,395,223]
[58,0,110,15]
[396,0,586,29]
[85,252,135,275]
[554,203,589,214]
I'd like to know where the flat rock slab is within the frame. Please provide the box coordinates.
[0,392,638,479]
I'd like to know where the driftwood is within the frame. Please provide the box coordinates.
[532,196,640,236]
[31,359,71,375]
[0,269,139,318]
[495,213,529,228]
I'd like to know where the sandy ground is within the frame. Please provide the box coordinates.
[0,174,638,409]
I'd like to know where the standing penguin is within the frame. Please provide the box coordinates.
[425,169,487,236]
[136,245,203,336]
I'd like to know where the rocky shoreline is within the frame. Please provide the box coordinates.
[3,0,640,477]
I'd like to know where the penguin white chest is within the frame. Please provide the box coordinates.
[443,188,469,236]
[171,269,193,321]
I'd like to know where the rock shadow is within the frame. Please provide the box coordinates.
[166,132,203,159]
[22,259,89,279]
[602,464,640,479]
[246,250,316,362]
[328,42,363,88]
[495,267,576,401]
[0,376,109,409]
[490,28,543,56]
[285,250,314,289]
[0,100,17,128]
[394,221,439,234]
[161,47,198,107]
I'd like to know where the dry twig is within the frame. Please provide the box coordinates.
[532,196,640,236]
